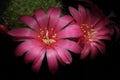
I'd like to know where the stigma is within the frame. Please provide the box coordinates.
[38,28,56,45]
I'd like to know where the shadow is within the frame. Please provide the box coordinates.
[0,0,11,16]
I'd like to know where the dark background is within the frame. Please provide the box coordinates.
[0,0,120,80]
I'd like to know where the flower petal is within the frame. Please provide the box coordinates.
[80,43,90,59]
[32,49,45,72]
[46,48,58,74]
[78,5,87,24]
[69,6,81,24]
[8,28,38,39]
[92,41,105,54]
[87,11,102,26]
[57,24,83,39]
[95,35,111,40]
[0,24,8,33]
[47,7,55,15]
[90,43,98,60]
[19,15,39,32]
[96,28,111,36]
[94,18,109,30]
[34,9,48,29]
[55,15,73,32]
[55,39,81,54]
[54,46,72,64]
[15,40,42,56]
[47,7,61,29]
[24,46,43,63]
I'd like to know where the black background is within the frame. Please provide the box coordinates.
[0,0,120,80]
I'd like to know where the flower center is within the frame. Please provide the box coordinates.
[38,28,56,45]
[80,24,96,42]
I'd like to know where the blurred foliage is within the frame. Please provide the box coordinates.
[2,0,61,29]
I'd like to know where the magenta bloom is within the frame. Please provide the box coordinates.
[69,5,111,59]
[8,7,82,73]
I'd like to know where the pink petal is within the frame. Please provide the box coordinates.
[87,11,102,26]
[57,24,83,39]
[78,5,87,24]
[34,9,48,29]
[111,25,120,40]
[90,16,101,27]
[95,35,111,40]
[55,53,65,65]
[92,41,105,54]
[90,43,98,60]
[46,48,58,74]
[15,40,42,56]
[94,39,105,46]
[80,43,90,59]
[47,7,61,29]
[54,46,72,64]
[55,15,73,32]
[69,6,81,24]
[32,49,45,72]
[84,3,104,26]
[19,15,39,32]
[94,19,109,30]
[96,28,111,36]
[47,7,55,15]
[8,28,38,38]
[24,46,43,63]
[55,39,81,54]
[0,24,8,33]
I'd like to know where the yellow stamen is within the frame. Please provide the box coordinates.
[38,29,56,45]
[42,39,56,45]
[80,24,96,42]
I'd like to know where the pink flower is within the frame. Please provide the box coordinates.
[69,5,111,60]
[8,7,82,73]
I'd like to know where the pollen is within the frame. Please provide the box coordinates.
[88,39,93,42]
[80,24,96,42]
